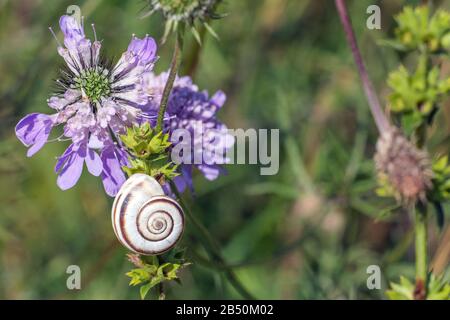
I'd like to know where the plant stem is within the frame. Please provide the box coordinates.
[158,282,166,300]
[156,255,166,300]
[169,180,255,299]
[336,0,434,299]
[412,51,431,299]
[414,205,428,299]
[415,208,427,281]
[156,30,184,132]
[335,0,389,133]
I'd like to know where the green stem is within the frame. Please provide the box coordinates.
[335,0,389,133]
[156,255,165,300]
[158,282,165,300]
[412,51,431,299]
[156,31,184,132]
[414,206,428,290]
[169,181,255,300]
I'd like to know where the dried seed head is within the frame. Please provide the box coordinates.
[374,127,432,203]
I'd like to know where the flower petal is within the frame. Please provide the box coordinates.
[211,90,226,108]
[55,144,74,173]
[100,146,126,196]
[59,15,85,49]
[26,126,52,157]
[56,146,85,190]
[174,165,194,193]
[15,113,54,156]
[127,36,157,66]
[85,148,102,176]
[16,113,50,145]
[196,164,223,181]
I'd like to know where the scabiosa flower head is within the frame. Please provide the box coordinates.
[374,127,433,203]
[15,14,158,196]
[142,71,234,192]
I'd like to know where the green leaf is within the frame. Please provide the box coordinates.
[427,274,450,300]
[433,155,448,171]
[392,6,450,53]
[119,123,179,182]
[386,274,450,300]
[140,282,153,300]
[204,22,219,41]
[401,112,423,136]
[377,39,408,51]
[190,25,202,45]
[386,276,414,300]
[126,252,191,299]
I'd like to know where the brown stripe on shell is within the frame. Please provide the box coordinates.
[119,192,138,252]
[112,192,123,239]
[123,196,184,255]
[138,196,184,255]
[137,208,174,241]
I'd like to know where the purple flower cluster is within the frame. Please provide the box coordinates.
[16,15,157,196]
[142,72,235,192]
[15,14,234,197]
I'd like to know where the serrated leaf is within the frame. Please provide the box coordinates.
[126,252,191,299]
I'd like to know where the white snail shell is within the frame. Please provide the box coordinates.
[112,173,184,255]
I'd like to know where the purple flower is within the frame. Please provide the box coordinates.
[142,72,235,192]
[15,15,158,195]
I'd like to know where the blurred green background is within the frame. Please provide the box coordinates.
[0,0,449,299]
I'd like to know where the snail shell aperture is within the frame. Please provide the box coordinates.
[112,173,184,255]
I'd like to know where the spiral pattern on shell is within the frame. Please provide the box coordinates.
[112,173,184,255]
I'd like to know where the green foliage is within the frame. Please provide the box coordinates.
[126,249,190,299]
[427,274,450,300]
[386,275,415,300]
[120,123,179,182]
[381,5,450,300]
[430,155,450,202]
[379,5,450,200]
[384,7,450,134]
[375,172,397,199]
[392,6,450,53]
[386,274,450,300]
[387,62,450,133]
